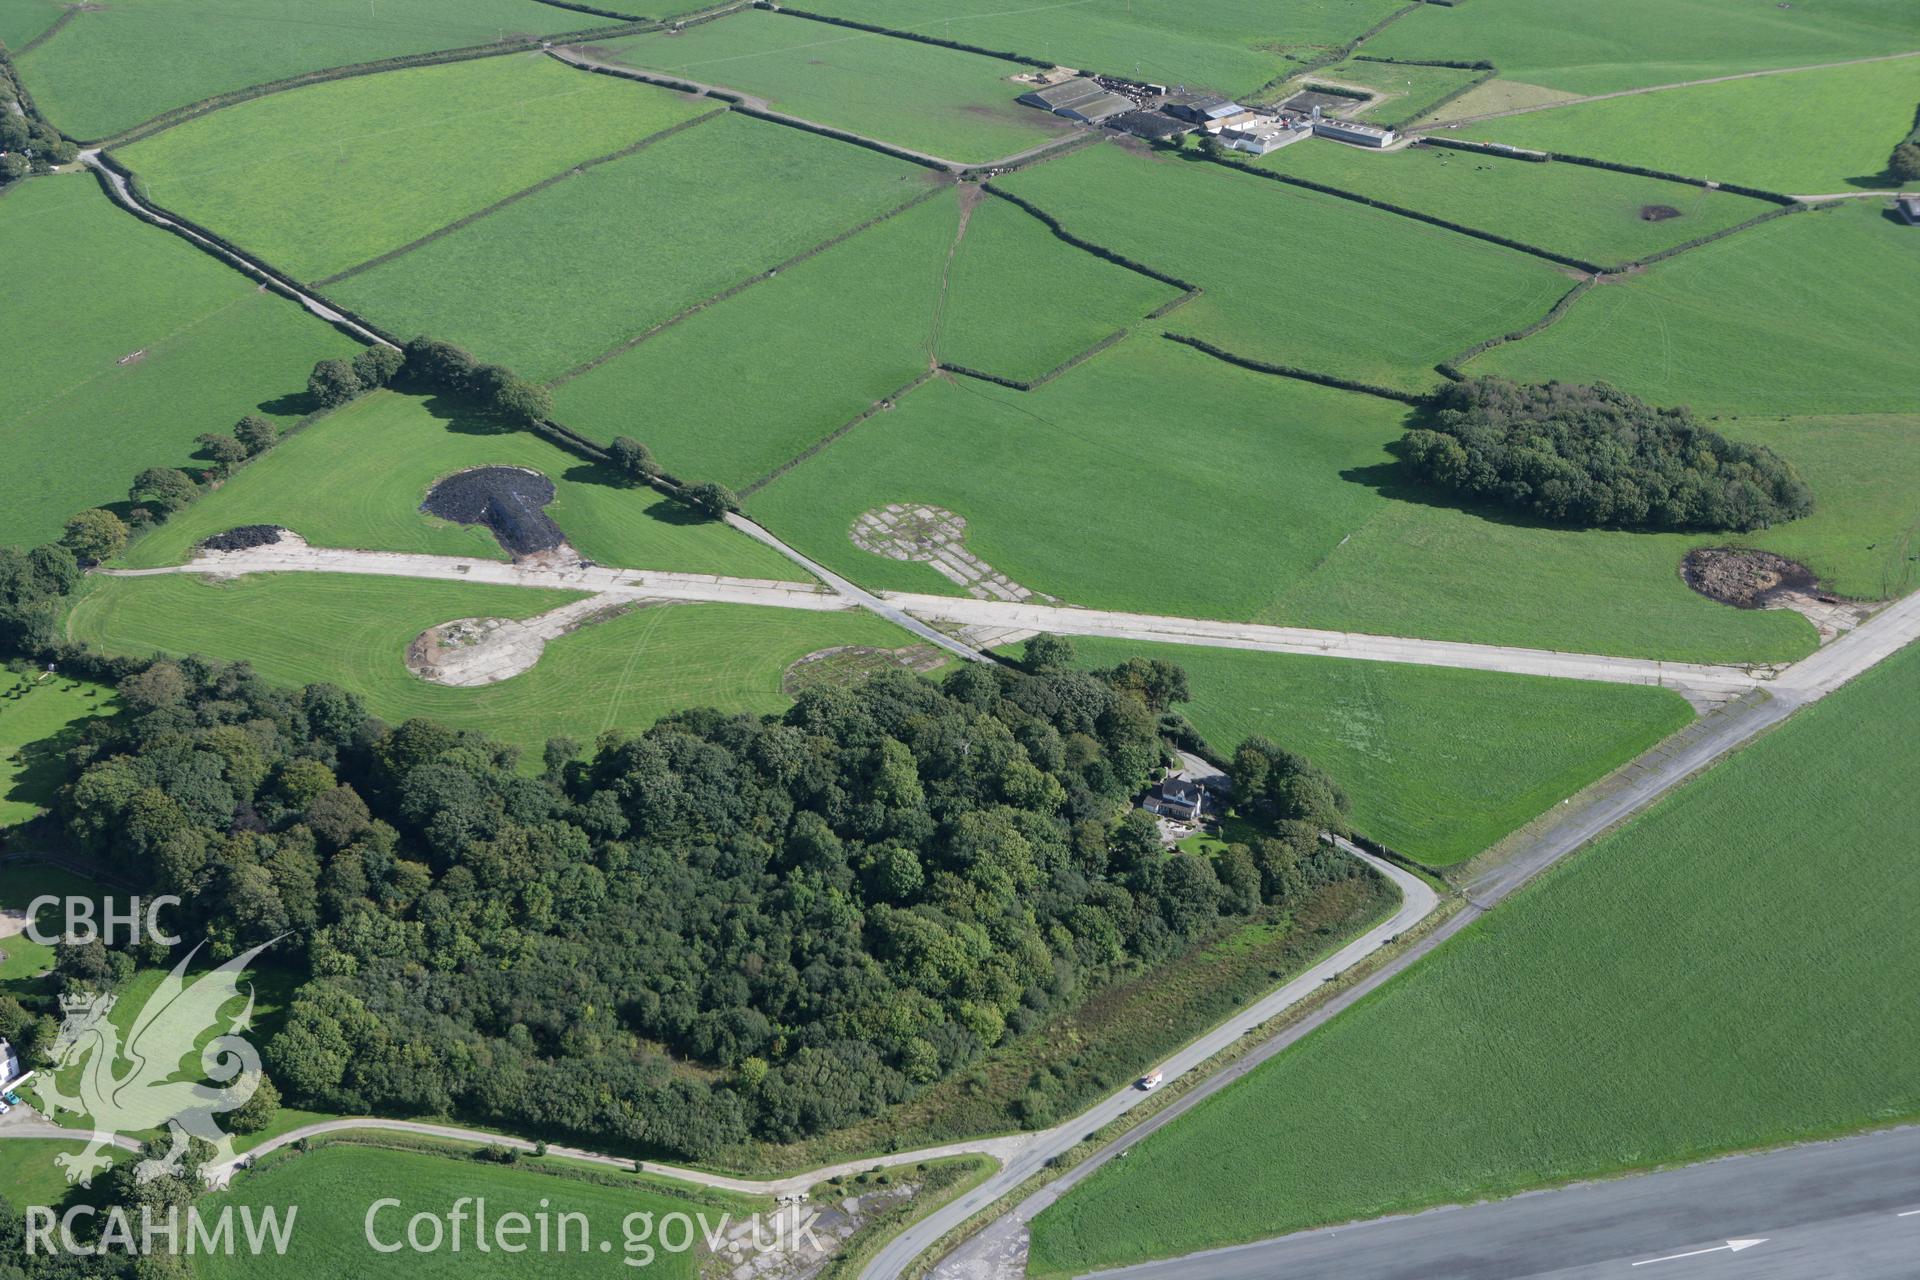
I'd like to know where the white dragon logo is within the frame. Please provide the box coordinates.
[33,939,273,1187]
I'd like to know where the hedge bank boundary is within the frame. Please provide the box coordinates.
[1381,67,1498,130]
[547,183,952,387]
[313,106,731,287]
[938,325,1130,393]
[1246,2,1422,104]
[528,0,647,19]
[548,47,955,171]
[1163,333,1424,404]
[741,371,936,497]
[1204,151,1609,273]
[88,152,396,349]
[767,3,1053,71]
[1435,275,1595,378]
[93,22,658,149]
[980,184,1198,291]
[13,8,73,56]
[1419,135,1797,205]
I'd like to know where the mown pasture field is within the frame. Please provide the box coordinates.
[0,674,113,829]
[11,0,591,142]
[593,9,1071,164]
[749,336,1815,663]
[0,0,64,51]
[555,191,960,490]
[199,1143,739,1279]
[66,574,914,761]
[997,144,1570,395]
[1475,56,1920,194]
[1028,638,1920,1277]
[1476,202,1920,416]
[936,192,1180,383]
[116,53,708,283]
[122,390,796,580]
[0,863,103,985]
[1045,637,1692,866]
[0,175,358,549]
[1717,414,1920,601]
[330,114,930,379]
[1262,141,1777,266]
[1365,0,1919,95]
[792,0,1407,99]
[1307,60,1484,125]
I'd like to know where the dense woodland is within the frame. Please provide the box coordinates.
[1400,376,1813,532]
[15,643,1356,1162]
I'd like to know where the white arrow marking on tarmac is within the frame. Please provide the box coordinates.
[1632,1239,1768,1266]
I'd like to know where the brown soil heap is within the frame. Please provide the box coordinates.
[1681,547,1817,608]
[1639,204,1682,221]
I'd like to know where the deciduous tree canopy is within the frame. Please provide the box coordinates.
[1400,377,1812,532]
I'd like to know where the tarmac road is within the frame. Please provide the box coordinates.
[1082,1125,1920,1280]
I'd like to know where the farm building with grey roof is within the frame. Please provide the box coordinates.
[1019,77,1135,123]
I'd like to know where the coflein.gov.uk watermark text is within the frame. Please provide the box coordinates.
[27,1201,821,1268]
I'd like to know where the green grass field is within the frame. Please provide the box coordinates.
[115,53,708,282]
[1365,0,1919,95]
[329,113,930,379]
[750,335,1813,662]
[0,175,359,549]
[122,390,796,578]
[1262,141,1777,266]
[997,144,1570,395]
[937,191,1180,383]
[554,189,959,490]
[200,1143,732,1278]
[0,0,64,51]
[1029,637,1920,1276]
[1306,60,1484,125]
[1717,414,1920,600]
[11,0,592,142]
[791,0,1407,98]
[0,674,114,829]
[593,10,1072,164]
[1052,637,1693,866]
[66,573,915,761]
[0,862,105,989]
[1474,56,1920,193]
[1476,202,1920,416]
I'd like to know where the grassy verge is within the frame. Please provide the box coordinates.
[1029,641,1920,1273]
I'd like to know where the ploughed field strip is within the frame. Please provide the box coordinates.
[112,53,713,283]
[0,173,358,548]
[10,0,598,143]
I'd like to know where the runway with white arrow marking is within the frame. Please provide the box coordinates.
[1077,1125,1920,1280]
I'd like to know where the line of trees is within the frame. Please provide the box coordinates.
[1400,377,1813,532]
[35,643,1354,1162]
